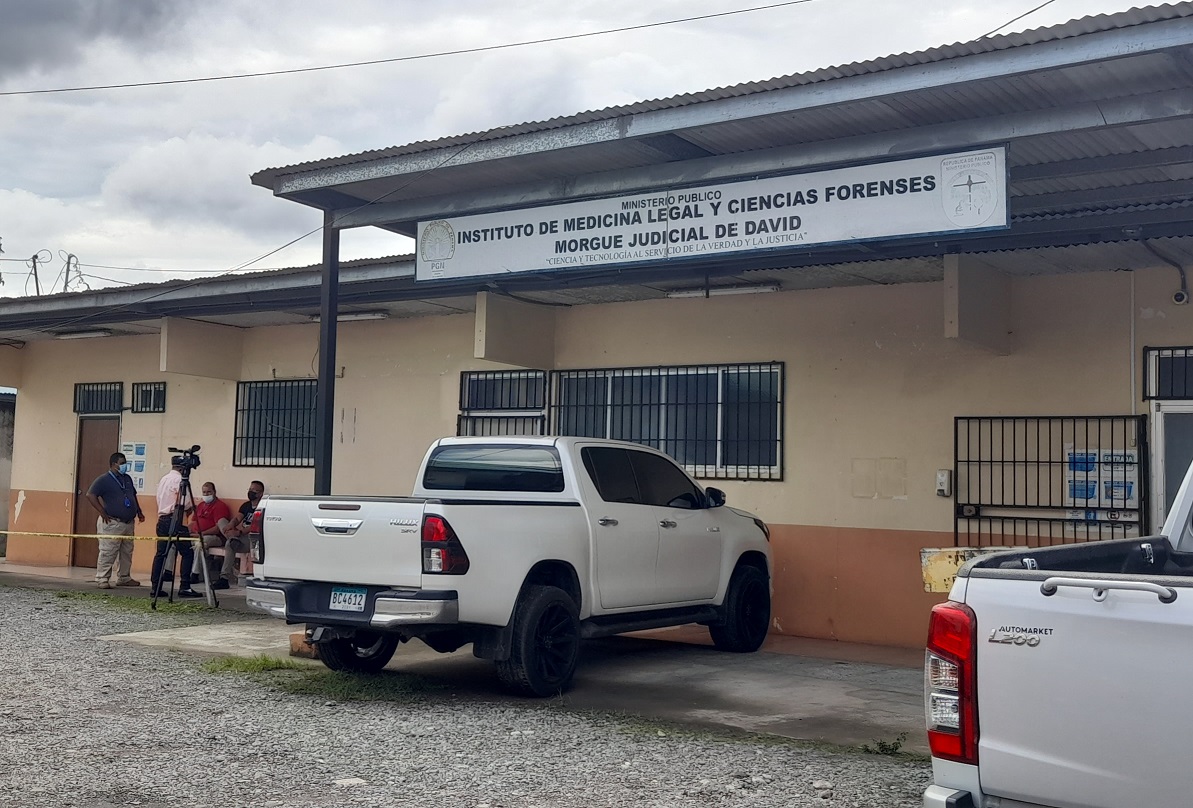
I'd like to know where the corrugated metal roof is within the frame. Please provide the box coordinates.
[253,3,1193,182]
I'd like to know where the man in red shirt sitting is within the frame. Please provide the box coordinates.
[191,481,233,583]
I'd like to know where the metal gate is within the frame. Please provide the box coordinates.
[954,415,1149,547]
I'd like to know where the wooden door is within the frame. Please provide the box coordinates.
[72,417,121,567]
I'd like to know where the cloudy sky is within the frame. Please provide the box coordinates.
[0,0,1154,296]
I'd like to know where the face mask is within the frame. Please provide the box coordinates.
[247,490,260,501]
[202,495,215,504]
[119,463,131,474]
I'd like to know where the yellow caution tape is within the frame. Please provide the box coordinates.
[0,529,196,542]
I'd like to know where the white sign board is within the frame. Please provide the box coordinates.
[120,441,149,492]
[416,147,1007,281]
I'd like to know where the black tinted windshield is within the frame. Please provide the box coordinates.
[423,445,565,493]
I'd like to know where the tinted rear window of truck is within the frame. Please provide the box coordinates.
[423,445,565,493]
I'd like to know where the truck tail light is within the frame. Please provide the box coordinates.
[248,505,265,564]
[925,601,978,765]
[421,515,469,575]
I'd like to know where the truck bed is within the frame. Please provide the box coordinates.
[964,535,1193,579]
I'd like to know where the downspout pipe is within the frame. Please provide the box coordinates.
[1143,240,1189,304]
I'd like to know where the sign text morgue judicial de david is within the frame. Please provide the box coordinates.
[415,148,1007,282]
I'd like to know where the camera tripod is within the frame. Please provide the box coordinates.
[151,447,218,610]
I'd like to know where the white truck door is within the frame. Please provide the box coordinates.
[967,572,1193,808]
[578,446,660,609]
[625,450,721,603]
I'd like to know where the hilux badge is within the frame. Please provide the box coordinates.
[390,518,418,527]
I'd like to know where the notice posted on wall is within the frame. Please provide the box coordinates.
[1062,445,1140,512]
[120,441,149,492]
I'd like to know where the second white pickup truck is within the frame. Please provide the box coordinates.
[923,460,1193,808]
[245,437,772,696]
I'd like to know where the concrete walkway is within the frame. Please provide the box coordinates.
[2,559,928,754]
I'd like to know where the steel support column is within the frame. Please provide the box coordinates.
[314,211,339,495]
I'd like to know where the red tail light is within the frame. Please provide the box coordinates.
[925,601,978,764]
[421,515,469,575]
[247,505,265,564]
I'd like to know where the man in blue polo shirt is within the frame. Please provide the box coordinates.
[85,451,146,588]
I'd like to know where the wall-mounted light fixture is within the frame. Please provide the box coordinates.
[308,311,390,323]
[53,329,112,340]
[664,284,780,299]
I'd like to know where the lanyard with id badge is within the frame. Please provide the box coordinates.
[109,470,134,515]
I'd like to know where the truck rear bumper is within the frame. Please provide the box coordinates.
[244,579,458,628]
[923,786,974,808]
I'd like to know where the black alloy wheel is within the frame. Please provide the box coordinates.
[709,565,771,652]
[496,585,581,697]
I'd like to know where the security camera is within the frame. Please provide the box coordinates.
[1175,290,1190,306]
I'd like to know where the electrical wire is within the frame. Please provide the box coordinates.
[980,0,1060,38]
[79,272,134,287]
[0,1,817,98]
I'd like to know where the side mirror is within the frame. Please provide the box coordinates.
[706,487,726,508]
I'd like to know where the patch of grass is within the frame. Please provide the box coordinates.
[860,732,926,760]
[201,653,305,674]
[262,669,445,702]
[53,589,209,614]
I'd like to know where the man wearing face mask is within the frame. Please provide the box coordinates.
[210,479,264,590]
[86,452,146,588]
[190,481,233,583]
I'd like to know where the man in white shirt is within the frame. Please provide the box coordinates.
[149,459,201,598]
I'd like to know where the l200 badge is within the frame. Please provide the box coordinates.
[988,629,1041,647]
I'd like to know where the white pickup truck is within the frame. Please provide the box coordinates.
[924,460,1193,808]
[244,436,772,696]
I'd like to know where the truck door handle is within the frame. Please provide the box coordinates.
[659,519,677,529]
[597,517,618,526]
[1041,576,1178,604]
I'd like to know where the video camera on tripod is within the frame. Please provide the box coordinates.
[168,444,201,473]
[153,444,218,609]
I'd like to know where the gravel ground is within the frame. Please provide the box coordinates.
[0,585,929,807]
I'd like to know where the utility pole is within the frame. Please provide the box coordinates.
[30,254,41,296]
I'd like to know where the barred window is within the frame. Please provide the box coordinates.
[457,370,547,437]
[551,363,784,480]
[234,380,316,467]
[131,382,167,413]
[74,382,123,414]
[1146,347,1193,399]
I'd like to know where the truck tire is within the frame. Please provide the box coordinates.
[709,565,770,652]
[316,632,400,673]
[495,585,580,697]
